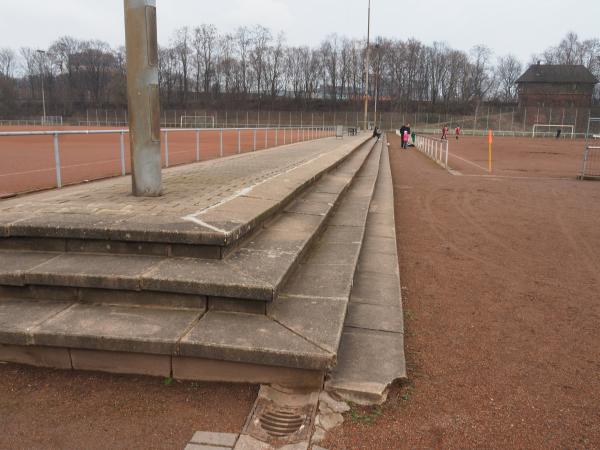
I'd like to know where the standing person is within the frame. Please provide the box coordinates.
[405,123,411,148]
[373,126,382,142]
[556,128,562,139]
[403,129,409,148]
[441,124,448,140]
[399,124,407,148]
[455,126,461,141]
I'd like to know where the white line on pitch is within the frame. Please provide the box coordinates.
[448,153,489,172]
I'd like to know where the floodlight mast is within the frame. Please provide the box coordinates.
[36,50,47,125]
[363,0,371,131]
[124,0,162,197]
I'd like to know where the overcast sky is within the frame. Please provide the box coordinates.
[1,0,598,63]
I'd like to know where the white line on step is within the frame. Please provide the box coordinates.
[181,152,330,228]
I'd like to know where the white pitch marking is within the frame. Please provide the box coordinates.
[448,152,489,172]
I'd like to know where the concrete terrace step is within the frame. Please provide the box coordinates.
[326,142,407,405]
[0,135,371,259]
[0,138,378,308]
[0,140,385,385]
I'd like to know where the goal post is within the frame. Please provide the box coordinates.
[579,117,600,180]
[532,124,574,139]
[179,113,215,129]
[41,116,63,126]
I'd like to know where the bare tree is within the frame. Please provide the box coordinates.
[159,45,178,105]
[266,32,285,99]
[468,45,496,101]
[218,33,237,95]
[495,55,522,102]
[321,34,340,102]
[172,27,191,105]
[249,25,272,99]
[285,46,303,100]
[19,47,40,99]
[193,24,218,95]
[235,27,252,95]
[0,48,16,78]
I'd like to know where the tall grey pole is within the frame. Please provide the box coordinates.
[37,50,47,125]
[363,0,371,131]
[124,0,162,197]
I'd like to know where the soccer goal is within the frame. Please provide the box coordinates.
[41,116,63,126]
[532,124,574,139]
[579,118,600,180]
[180,113,215,129]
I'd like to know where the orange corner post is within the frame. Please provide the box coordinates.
[488,129,493,173]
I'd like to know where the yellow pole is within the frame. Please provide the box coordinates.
[488,129,493,173]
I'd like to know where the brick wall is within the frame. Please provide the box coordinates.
[518,83,595,108]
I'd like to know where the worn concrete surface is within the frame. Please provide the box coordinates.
[179,311,332,371]
[326,142,407,405]
[33,303,203,354]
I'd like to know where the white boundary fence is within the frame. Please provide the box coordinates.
[414,134,449,168]
[0,126,336,190]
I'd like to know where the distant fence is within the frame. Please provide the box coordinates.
[5,104,598,135]
[413,128,591,139]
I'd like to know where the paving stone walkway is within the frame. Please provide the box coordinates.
[184,431,328,450]
[0,138,343,219]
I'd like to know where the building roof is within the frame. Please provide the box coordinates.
[516,64,599,84]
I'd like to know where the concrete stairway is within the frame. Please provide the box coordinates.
[0,134,405,390]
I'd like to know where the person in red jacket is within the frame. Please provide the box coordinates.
[455,126,461,140]
[441,125,448,140]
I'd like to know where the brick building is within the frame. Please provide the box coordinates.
[516,64,598,108]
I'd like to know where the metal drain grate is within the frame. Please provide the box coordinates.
[259,407,305,438]
[244,398,316,444]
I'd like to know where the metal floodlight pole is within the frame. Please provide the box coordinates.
[36,50,47,125]
[124,0,162,197]
[373,44,380,127]
[363,0,371,131]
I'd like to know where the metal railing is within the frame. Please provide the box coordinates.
[414,134,449,169]
[0,126,336,191]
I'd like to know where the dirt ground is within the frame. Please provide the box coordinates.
[0,126,326,196]
[324,134,600,448]
[0,363,258,450]
[443,134,586,178]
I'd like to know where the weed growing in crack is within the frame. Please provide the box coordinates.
[348,403,384,425]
